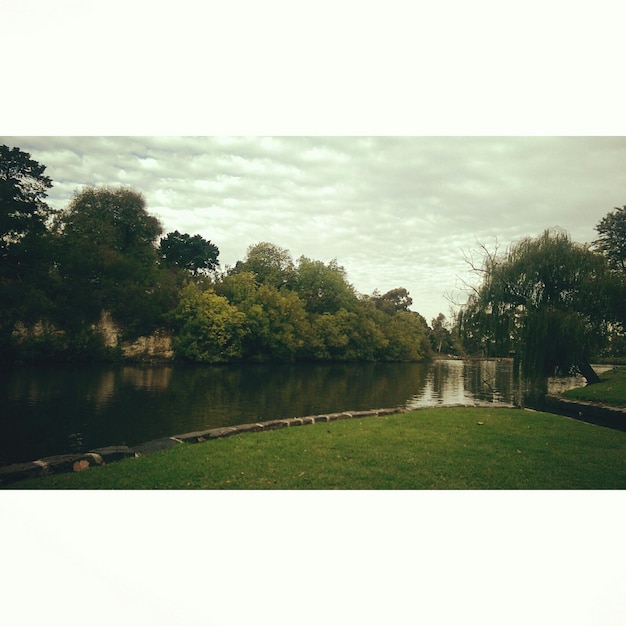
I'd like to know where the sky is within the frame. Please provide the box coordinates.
[4,135,626,322]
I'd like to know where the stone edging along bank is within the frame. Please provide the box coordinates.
[0,407,407,487]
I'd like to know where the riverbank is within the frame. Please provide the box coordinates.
[562,366,626,407]
[7,406,626,489]
[539,366,626,431]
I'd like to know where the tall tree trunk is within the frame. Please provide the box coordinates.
[577,360,600,384]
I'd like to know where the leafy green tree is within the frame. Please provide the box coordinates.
[592,205,626,356]
[294,256,359,314]
[382,311,431,361]
[594,205,626,272]
[0,145,56,357]
[57,186,162,259]
[230,242,295,289]
[459,229,618,381]
[215,271,309,361]
[53,186,168,337]
[170,283,247,363]
[309,309,356,360]
[159,230,219,275]
[0,145,54,264]
[429,312,460,355]
[245,285,309,361]
[371,287,413,315]
[347,304,390,361]
[215,244,432,364]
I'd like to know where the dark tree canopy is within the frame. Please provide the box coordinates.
[371,287,413,314]
[430,313,455,355]
[58,186,162,257]
[53,186,167,336]
[159,230,219,275]
[594,205,626,272]
[0,144,54,275]
[0,146,57,353]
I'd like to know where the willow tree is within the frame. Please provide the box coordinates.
[460,229,619,383]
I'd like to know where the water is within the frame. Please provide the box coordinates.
[0,359,587,467]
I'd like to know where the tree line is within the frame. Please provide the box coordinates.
[1,144,445,364]
[16,140,623,378]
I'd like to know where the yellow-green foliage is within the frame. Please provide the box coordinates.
[189,249,432,364]
[171,283,248,363]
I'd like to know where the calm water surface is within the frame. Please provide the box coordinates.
[0,359,586,466]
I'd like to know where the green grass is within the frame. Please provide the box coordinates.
[563,367,626,407]
[9,407,626,489]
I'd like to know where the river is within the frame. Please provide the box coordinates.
[0,359,587,467]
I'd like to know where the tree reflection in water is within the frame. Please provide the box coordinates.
[0,360,586,466]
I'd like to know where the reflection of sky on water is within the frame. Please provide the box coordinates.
[408,360,515,408]
[407,359,600,409]
[411,360,474,407]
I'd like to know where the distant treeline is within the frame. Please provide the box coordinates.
[1,145,461,364]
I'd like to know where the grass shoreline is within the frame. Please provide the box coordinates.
[7,367,626,490]
[8,405,626,490]
[563,366,626,407]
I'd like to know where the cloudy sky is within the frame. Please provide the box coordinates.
[4,136,626,322]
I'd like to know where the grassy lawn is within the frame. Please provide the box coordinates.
[563,367,626,407]
[9,407,626,489]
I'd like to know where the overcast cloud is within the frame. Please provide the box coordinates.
[4,136,626,323]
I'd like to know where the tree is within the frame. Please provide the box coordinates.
[430,313,452,354]
[243,284,309,361]
[0,145,54,271]
[215,271,310,362]
[53,186,167,336]
[371,287,413,315]
[57,186,162,259]
[592,205,626,356]
[230,242,295,289]
[309,309,357,360]
[212,245,432,364]
[159,230,219,275]
[459,229,618,382]
[594,205,626,272]
[294,256,359,314]
[0,145,56,356]
[170,283,247,363]
[382,311,431,362]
